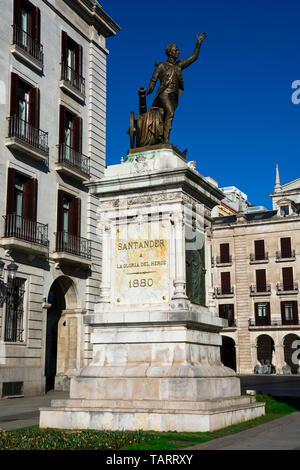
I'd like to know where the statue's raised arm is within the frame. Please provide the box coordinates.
[179,32,207,70]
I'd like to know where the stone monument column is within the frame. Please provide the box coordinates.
[171,212,188,301]
[98,222,112,304]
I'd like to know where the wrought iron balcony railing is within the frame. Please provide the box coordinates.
[276,249,296,260]
[221,318,237,328]
[61,62,85,96]
[7,115,49,154]
[250,283,271,294]
[55,232,91,259]
[276,282,299,293]
[249,318,300,327]
[57,144,90,177]
[12,25,43,64]
[250,252,269,262]
[4,214,49,247]
[213,286,234,297]
[216,255,232,265]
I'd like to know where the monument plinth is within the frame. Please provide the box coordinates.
[40,147,265,431]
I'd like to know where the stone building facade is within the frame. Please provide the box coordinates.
[210,171,300,375]
[0,0,119,397]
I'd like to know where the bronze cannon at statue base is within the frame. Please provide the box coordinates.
[127,88,164,149]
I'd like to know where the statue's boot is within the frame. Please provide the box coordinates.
[163,119,172,143]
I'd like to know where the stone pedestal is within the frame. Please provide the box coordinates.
[40,146,264,431]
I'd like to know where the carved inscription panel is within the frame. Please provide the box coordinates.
[114,221,169,304]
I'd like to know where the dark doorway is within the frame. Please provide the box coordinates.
[45,280,66,392]
[257,334,274,365]
[221,336,236,371]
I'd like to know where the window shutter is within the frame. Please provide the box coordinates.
[254,240,265,260]
[61,31,68,64]
[29,87,40,129]
[256,269,266,292]
[57,190,64,233]
[33,7,41,43]
[72,116,82,153]
[76,198,81,236]
[75,44,83,76]
[10,72,19,117]
[219,304,225,318]
[281,302,285,323]
[282,267,293,291]
[267,302,271,321]
[220,243,229,263]
[221,272,231,294]
[13,0,21,27]
[59,105,66,144]
[69,197,81,235]
[294,301,298,322]
[23,178,37,220]
[6,168,16,215]
[280,237,292,258]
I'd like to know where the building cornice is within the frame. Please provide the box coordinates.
[41,0,120,54]
[212,214,300,231]
[63,0,121,37]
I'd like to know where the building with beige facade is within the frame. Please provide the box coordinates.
[209,168,300,375]
[0,0,119,398]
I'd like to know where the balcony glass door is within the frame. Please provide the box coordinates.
[64,116,72,161]
[281,302,298,325]
[18,86,29,137]
[63,198,70,246]
[20,7,28,49]
[255,302,270,325]
[14,176,25,231]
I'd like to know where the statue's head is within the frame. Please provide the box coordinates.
[165,43,179,60]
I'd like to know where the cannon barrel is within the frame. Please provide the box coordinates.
[138,87,147,115]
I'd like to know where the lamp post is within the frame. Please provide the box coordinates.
[0,261,19,307]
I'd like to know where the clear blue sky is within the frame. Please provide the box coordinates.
[101,0,300,209]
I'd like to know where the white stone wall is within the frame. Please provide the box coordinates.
[0,0,117,396]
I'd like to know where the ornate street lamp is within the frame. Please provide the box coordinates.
[0,261,19,307]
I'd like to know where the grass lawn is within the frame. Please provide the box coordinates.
[0,394,299,450]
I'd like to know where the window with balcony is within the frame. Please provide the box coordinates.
[56,106,89,180]
[6,73,48,159]
[219,304,235,327]
[281,238,292,258]
[12,0,43,69]
[250,239,268,262]
[54,190,91,263]
[281,301,298,325]
[282,267,294,291]
[221,272,232,295]
[60,31,85,100]
[4,277,26,342]
[256,269,267,293]
[2,168,49,251]
[255,302,270,326]
[217,243,231,265]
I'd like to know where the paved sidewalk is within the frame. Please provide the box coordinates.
[0,391,68,430]
[186,412,300,450]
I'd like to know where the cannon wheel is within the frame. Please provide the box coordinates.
[129,111,136,148]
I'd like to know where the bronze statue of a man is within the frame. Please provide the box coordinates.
[147,33,207,143]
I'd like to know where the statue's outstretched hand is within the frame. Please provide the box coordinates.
[197,32,207,43]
